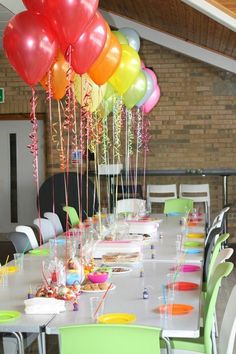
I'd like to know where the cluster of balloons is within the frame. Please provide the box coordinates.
[3,0,160,113]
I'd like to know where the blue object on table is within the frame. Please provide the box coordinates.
[185,248,202,254]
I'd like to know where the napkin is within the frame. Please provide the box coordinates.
[24,297,66,315]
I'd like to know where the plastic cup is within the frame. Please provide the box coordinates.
[0,266,8,288]
[90,296,104,322]
[158,293,174,322]
[14,253,24,271]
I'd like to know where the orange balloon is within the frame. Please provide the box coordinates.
[40,50,74,100]
[88,31,121,85]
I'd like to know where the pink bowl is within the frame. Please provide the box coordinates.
[88,272,108,284]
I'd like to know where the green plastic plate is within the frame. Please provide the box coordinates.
[29,249,49,256]
[0,311,21,322]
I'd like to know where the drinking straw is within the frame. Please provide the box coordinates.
[93,283,113,318]
[5,255,9,266]
[162,284,167,304]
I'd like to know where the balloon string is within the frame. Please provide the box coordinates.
[28,87,42,246]
[58,101,67,171]
[46,70,56,227]
[141,113,151,198]
[134,109,142,196]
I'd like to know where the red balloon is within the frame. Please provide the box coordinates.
[3,11,58,86]
[22,0,46,14]
[69,12,107,75]
[45,0,98,46]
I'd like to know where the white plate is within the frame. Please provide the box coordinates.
[81,284,116,293]
[111,267,132,274]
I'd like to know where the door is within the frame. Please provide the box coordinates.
[0,119,45,233]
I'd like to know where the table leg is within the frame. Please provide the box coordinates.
[38,331,46,354]
[162,336,172,354]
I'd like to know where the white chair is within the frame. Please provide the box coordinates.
[210,248,234,278]
[219,284,236,354]
[146,184,177,211]
[44,212,63,235]
[116,198,146,214]
[179,184,210,226]
[15,225,38,249]
[33,218,56,243]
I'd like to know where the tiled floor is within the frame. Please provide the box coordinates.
[27,267,236,354]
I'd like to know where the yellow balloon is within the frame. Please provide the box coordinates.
[74,74,107,112]
[109,44,141,95]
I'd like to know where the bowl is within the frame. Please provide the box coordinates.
[88,272,108,284]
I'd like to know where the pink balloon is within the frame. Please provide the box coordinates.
[142,83,161,114]
[3,11,58,86]
[144,68,157,87]
[141,60,145,69]
[70,12,107,75]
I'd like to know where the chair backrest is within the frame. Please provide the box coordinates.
[7,231,32,253]
[204,262,234,354]
[44,212,64,235]
[179,183,210,205]
[33,218,56,243]
[116,198,146,214]
[219,284,236,354]
[59,324,161,354]
[207,233,230,278]
[63,206,80,228]
[203,227,224,282]
[146,184,177,207]
[163,198,193,215]
[15,225,38,249]
[209,248,234,278]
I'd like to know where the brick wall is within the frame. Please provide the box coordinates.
[1,38,236,238]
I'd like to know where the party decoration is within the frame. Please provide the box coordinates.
[88,32,122,85]
[123,70,147,109]
[45,0,98,47]
[40,51,74,100]
[109,44,141,95]
[136,70,154,108]
[69,12,107,75]
[145,67,157,87]
[120,28,140,52]
[74,74,107,113]
[112,31,129,44]
[3,11,57,86]
[142,83,161,114]
[22,0,45,14]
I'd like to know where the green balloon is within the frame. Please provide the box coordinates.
[123,70,147,109]
[104,82,116,100]
[112,31,129,44]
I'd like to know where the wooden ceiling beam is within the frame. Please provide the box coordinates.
[181,0,236,30]
[101,9,236,73]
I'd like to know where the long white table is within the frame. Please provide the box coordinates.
[0,214,205,354]
[45,261,202,337]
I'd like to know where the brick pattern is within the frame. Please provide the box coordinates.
[0,39,236,238]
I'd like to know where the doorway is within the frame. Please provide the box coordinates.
[0,116,45,233]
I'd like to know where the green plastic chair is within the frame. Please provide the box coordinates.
[59,324,162,354]
[169,262,234,354]
[207,233,230,283]
[163,198,193,215]
[63,206,80,228]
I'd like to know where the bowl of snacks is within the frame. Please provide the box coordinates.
[87,271,108,284]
